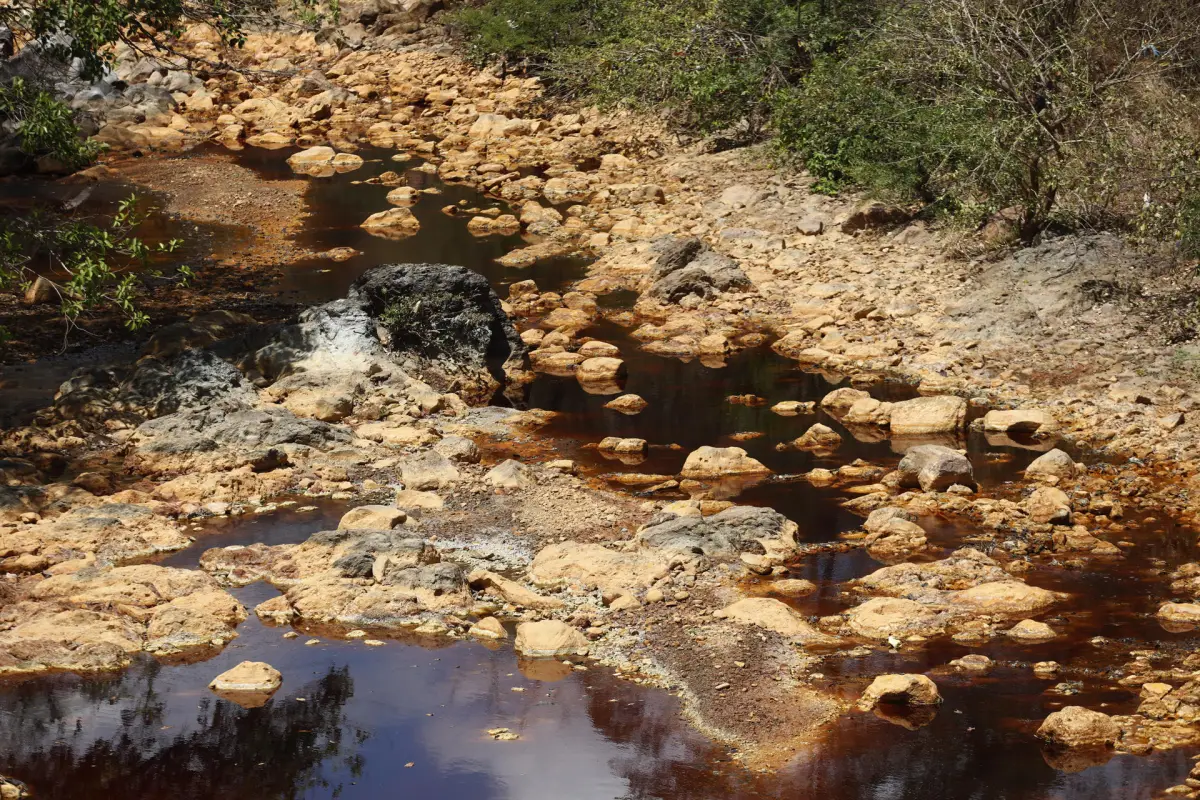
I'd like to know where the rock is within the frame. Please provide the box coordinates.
[1007,619,1057,640]
[858,674,941,709]
[846,597,949,639]
[771,400,815,416]
[949,654,994,672]
[360,207,421,237]
[896,445,974,492]
[577,357,625,384]
[790,423,842,452]
[1158,602,1200,625]
[1025,449,1078,482]
[598,437,647,454]
[982,409,1057,435]
[339,505,407,530]
[644,238,751,303]
[953,581,1060,615]
[530,542,669,595]
[605,394,647,415]
[468,616,507,640]
[889,396,967,436]
[680,446,771,479]
[349,263,524,388]
[23,276,55,305]
[0,608,145,674]
[820,388,872,418]
[209,661,282,706]
[393,489,445,511]
[287,145,335,170]
[400,451,461,490]
[484,459,535,490]
[578,340,619,358]
[637,505,798,563]
[433,435,481,463]
[514,620,589,657]
[715,598,837,645]
[1025,486,1071,525]
[1037,706,1120,749]
[863,518,928,560]
[469,568,564,611]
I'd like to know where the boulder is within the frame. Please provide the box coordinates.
[23,276,55,305]
[858,674,941,709]
[846,597,949,639]
[360,208,420,238]
[637,505,797,563]
[644,238,751,303]
[1158,602,1200,625]
[433,435,481,463]
[468,569,563,611]
[680,446,770,479]
[863,518,928,560]
[605,394,647,415]
[1025,449,1078,482]
[530,542,669,595]
[896,445,974,492]
[820,388,872,418]
[393,489,445,511]
[889,396,967,436]
[339,505,407,530]
[1037,706,1120,749]
[577,357,625,384]
[514,620,589,657]
[715,598,837,645]
[790,423,842,452]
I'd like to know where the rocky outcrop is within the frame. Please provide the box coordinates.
[643,237,751,304]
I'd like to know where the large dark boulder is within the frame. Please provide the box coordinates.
[349,263,525,384]
[643,237,751,303]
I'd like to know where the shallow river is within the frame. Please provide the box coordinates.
[0,145,1197,799]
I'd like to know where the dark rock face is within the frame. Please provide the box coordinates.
[644,237,751,303]
[349,263,524,382]
[637,506,790,559]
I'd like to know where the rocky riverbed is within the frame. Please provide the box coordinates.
[5,9,1200,799]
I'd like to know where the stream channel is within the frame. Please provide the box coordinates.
[0,145,1197,799]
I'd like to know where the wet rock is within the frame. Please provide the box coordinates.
[605,394,647,415]
[896,445,974,492]
[514,620,589,657]
[1158,603,1200,625]
[863,517,928,560]
[339,505,407,530]
[1025,486,1071,525]
[982,409,1057,435]
[209,660,282,706]
[715,598,838,645]
[360,207,420,237]
[468,616,507,640]
[680,446,770,479]
[400,451,460,490]
[1037,706,1119,749]
[577,357,625,385]
[599,437,647,455]
[790,424,842,452]
[858,674,941,709]
[484,459,535,490]
[1007,619,1057,640]
[889,396,967,436]
[1025,449,1078,482]
[771,400,815,416]
[949,654,994,672]
[846,597,951,639]
[820,388,871,418]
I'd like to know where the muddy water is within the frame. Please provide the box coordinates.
[1,144,1199,798]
